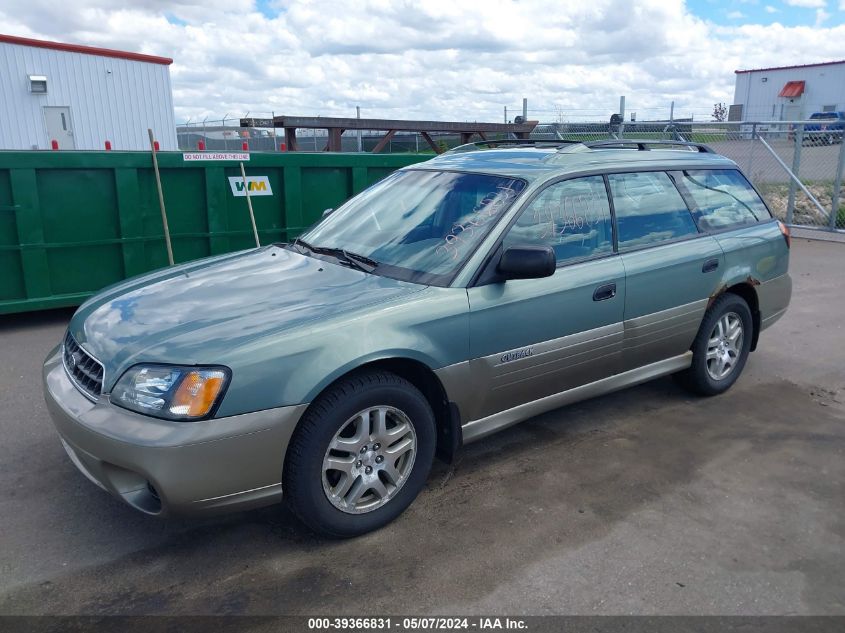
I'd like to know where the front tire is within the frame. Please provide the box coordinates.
[675,293,753,396]
[283,370,436,537]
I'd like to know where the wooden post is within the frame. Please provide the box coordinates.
[372,130,397,153]
[328,128,344,152]
[147,128,174,266]
[420,132,441,154]
[239,162,260,248]
[284,128,299,151]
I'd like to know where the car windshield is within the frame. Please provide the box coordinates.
[299,170,527,285]
[810,113,836,119]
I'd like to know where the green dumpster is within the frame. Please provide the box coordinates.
[0,151,427,315]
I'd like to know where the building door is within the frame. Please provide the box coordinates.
[783,103,802,122]
[43,107,75,149]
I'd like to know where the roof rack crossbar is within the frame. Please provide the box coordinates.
[582,139,715,153]
[446,139,583,153]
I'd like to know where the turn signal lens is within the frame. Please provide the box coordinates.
[168,370,227,417]
[778,220,791,249]
[113,365,231,420]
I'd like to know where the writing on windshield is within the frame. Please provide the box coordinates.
[301,170,526,286]
[436,185,520,260]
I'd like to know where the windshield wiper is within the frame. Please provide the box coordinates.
[325,248,379,273]
[291,236,318,254]
[289,239,378,273]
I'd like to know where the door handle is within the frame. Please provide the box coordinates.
[702,258,719,273]
[593,282,617,301]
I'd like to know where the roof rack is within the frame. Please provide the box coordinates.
[444,138,717,155]
[446,138,582,153]
[581,139,715,153]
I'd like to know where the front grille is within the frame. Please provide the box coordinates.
[63,332,104,400]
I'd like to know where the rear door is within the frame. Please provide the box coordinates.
[466,175,625,420]
[674,168,791,327]
[607,170,724,371]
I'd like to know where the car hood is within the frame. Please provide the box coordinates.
[69,245,425,387]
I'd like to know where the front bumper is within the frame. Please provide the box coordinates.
[43,346,307,516]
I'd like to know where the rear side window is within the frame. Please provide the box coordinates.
[607,171,698,250]
[679,169,771,231]
[503,176,613,265]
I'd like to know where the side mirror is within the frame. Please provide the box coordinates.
[497,246,556,280]
[322,208,334,218]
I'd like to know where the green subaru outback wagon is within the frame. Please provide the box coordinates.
[44,140,792,536]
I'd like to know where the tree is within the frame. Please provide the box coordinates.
[712,102,728,122]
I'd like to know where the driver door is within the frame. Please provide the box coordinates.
[465,176,625,421]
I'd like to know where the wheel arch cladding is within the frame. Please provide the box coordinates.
[293,358,462,465]
[720,282,761,351]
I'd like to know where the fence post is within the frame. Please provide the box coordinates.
[747,123,757,178]
[830,133,845,230]
[356,106,363,153]
[618,96,625,139]
[786,123,803,225]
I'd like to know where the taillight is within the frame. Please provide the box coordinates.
[778,220,791,249]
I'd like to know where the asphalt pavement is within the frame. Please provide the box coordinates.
[0,238,842,616]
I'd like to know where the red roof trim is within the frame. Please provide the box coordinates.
[735,60,845,74]
[0,33,173,65]
[778,80,805,98]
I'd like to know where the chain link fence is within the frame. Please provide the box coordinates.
[177,118,844,233]
[530,120,845,232]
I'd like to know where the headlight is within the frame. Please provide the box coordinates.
[111,365,230,420]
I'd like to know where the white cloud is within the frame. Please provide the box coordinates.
[765,5,780,12]
[727,10,746,18]
[783,0,826,8]
[0,0,843,124]
[815,7,831,22]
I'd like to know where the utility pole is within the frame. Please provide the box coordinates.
[669,101,675,124]
[504,106,508,124]
[356,106,362,152]
[522,98,528,121]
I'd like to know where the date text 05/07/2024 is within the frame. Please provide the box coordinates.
[307,617,528,630]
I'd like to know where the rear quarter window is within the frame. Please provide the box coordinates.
[678,169,771,232]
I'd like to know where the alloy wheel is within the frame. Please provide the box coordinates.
[321,406,417,514]
[705,312,744,381]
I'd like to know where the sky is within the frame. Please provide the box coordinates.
[1,0,843,123]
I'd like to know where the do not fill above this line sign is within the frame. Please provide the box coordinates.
[183,152,250,161]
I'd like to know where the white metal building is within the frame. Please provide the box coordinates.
[731,60,845,122]
[0,34,178,150]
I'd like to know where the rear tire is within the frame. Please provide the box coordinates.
[675,293,753,397]
[283,370,436,538]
